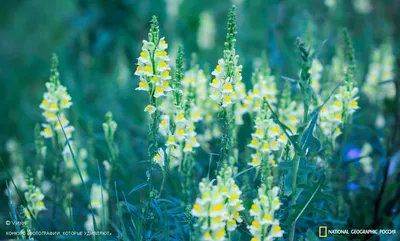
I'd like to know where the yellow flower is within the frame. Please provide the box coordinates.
[223,96,231,103]
[177,129,185,136]
[162,70,169,77]
[220,187,228,193]
[156,51,167,57]
[155,87,164,93]
[263,214,272,221]
[177,113,185,120]
[213,217,221,223]
[158,61,167,68]
[350,100,358,107]
[139,81,148,88]
[211,204,224,212]
[251,204,259,212]
[223,83,233,92]
[271,126,279,133]
[215,229,225,238]
[252,220,261,229]
[272,225,282,233]
[140,51,148,58]
[193,204,201,212]
[335,113,342,119]
[231,193,239,200]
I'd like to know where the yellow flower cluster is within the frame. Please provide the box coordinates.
[39,79,74,141]
[192,167,244,241]
[24,183,46,219]
[160,110,200,168]
[157,68,204,168]
[210,55,243,108]
[39,56,88,186]
[319,84,359,141]
[248,114,288,167]
[243,67,277,118]
[195,69,222,146]
[135,37,172,112]
[248,184,283,241]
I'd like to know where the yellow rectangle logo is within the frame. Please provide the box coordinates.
[319,226,328,238]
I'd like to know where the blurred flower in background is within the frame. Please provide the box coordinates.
[197,11,216,50]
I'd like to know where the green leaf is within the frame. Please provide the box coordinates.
[58,115,99,241]
[300,105,321,153]
[115,182,129,241]
[306,229,319,241]
[284,175,326,226]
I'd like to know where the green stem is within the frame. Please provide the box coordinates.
[289,155,301,241]
[159,170,166,197]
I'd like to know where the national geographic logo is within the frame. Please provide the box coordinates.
[319,226,328,238]
[318,226,396,238]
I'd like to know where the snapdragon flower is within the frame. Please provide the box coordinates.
[39,55,88,186]
[134,16,172,165]
[209,7,242,109]
[24,176,46,219]
[39,55,74,143]
[245,64,278,119]
[158,48,202,169]
[319,76,359,143]
[135,17,172,103]
[248,110,288,167]
[248,184,283,241]
[210,56,243,108]
[192,166,244,240]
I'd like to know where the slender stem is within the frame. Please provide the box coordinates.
[288,155,301,241]
[159,170,166,197]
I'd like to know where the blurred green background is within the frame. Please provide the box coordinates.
[0,0,399,239]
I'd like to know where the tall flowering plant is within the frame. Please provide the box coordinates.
[209,6,243,166]
[135,16,172,163]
